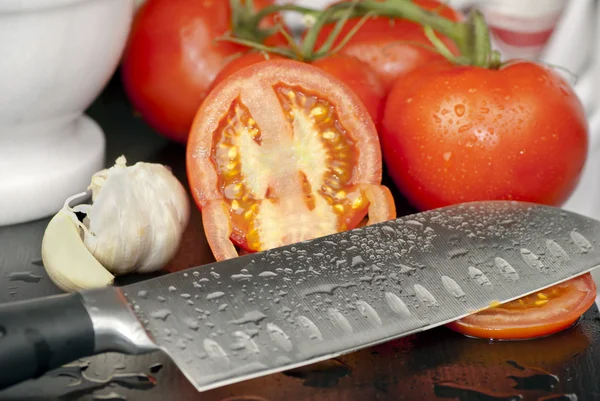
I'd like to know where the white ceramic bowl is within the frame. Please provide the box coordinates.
[0,0,134,226]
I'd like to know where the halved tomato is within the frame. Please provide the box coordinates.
[186,59,396,261]
[210,52,386,127]
[446,273,597,340]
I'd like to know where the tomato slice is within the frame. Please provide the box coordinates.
[446,274,597,340]
[187,59,396,261]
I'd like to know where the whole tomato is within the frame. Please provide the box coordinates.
[209,52,385,126]
[381,60,588,210]
[312,0,462,92]
[121,0,285,143]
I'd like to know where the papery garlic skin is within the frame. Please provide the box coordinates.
[81,156,190,274]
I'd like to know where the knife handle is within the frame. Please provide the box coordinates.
[0,292,95,390]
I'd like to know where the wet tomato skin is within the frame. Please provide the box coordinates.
[381,60,588,211]
[121,0,284,143]
[447,274,597,340]
[187,59,395,260]
[312,0,462,92]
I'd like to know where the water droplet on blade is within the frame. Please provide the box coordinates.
[413,284,438,307]
[441,276,465,298]
[150,309,171,321]
[495,257,519,281]
[405,220,423,230]
[258,271,278,278]
[183,317,199,331]
[520,248,546,272]
[266,323,293,352]
[231,274,253,281]
[351,256,365,267]
[396,264,416,274]
[206,291,225,300]
[137,290,148,299]
[385,292,411,317]
[228,311,267,325]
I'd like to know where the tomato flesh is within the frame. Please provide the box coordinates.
[447,274,597,340]
[187,59,396,260]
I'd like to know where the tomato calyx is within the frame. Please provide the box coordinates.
[226,0,294,49]
[224,0,503,69]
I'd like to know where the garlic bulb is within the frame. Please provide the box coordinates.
[73,155,190,274]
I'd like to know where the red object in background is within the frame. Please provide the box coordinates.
[121,0,285,144]
[480,0,567,59]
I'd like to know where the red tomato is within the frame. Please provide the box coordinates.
[121,0,285,143]
[208,52,285,94]
[381,60,588,210]
[210,53,386,126]
[313,0,462,92]
[186,59,396,261]
[447,274,597,340]
[311,54,385,127]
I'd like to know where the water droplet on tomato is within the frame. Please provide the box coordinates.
[454,104,465,117]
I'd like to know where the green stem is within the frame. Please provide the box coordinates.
[316,2,358,55]
[227,0,502,69]
[302,3,351,57]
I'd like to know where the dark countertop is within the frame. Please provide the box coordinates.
[1,74,599,401]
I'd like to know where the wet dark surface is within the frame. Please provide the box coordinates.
[1,73,600,400]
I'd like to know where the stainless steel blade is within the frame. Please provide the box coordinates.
[122,200,600,392]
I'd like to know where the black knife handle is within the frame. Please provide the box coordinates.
[0,293,95,390]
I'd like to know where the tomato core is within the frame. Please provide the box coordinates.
[209,84,369,252]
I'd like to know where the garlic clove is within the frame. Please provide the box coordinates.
[41,206,114,293]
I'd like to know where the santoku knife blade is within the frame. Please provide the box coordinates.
[1,200,599,392]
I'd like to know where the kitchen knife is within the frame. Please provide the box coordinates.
[1,200,599,392]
